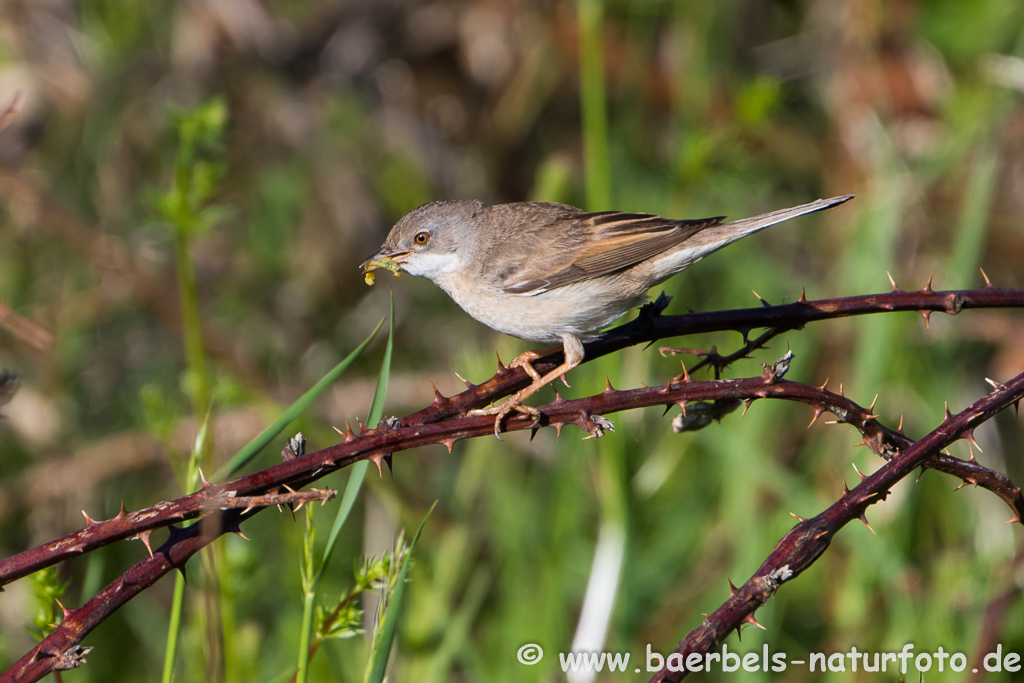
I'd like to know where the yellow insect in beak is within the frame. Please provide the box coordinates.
[362,255,404,286]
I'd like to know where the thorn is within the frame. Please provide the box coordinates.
[677,401,687,417]
[454,371,474,388]
[852,463,866,480]
[679,361,690,382]
[741,399,754,416]
[742,612,766,631]
[369,452,384,477]
[604,377,615,393]
[82,510,96,526]
[807,406,825,428]
[384,453,394,475]
[790,511,807,522]
[980,267,993,288]
[441,438,456,453]
[198,467,210,488]
[345,421,356,442]
[963,429,983,453]
[357,419,367,434]
[897,414,904,433]
[115,501,128,521]
[944,402,952,420]
[839,383,844,397]
[50,598,71,626]
[919,310,931,330]
[638,379,648,388]
[859,514,876,535]
[431,383,446,404]
[819,378,829,391]
[1004,513,1022,525]
[921,273,934,294]
[868,394,878,412]
[843,482,850,495]
[232,530,251,541]
[529,427,539,442]
[985,377,1006,391]
[136,530,154,558]
[752,290,771,307]
[887,271,900,292]
[662,404,672,417]
[554,422,564,438]
[727,578,738,597]
[797,287,807,303]
[496,352,506,372]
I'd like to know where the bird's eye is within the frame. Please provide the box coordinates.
[414,231,430,245]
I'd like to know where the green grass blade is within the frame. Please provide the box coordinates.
[364,501,436,683]
[315,292,395,585]
[213,317,385,480]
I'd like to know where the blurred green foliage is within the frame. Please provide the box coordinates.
[0,1,1022,682]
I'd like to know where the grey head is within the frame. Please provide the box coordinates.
[362,200,485,281]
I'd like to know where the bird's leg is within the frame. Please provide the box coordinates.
[470,334,585,437]
[507,342,570,385]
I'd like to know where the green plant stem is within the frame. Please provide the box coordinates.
[578,0,611,210]
[174,227,213,452]
[295,594,315,683]
[162,573,187,683]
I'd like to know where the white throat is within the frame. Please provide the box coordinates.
[401,252,463,280]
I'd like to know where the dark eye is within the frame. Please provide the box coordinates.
[414,231,430,245]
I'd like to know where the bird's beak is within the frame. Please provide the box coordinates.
[360,248,410,286]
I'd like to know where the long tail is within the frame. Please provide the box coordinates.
[695,195,854,251]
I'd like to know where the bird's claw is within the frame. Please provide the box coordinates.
[508,352,543,382]
[469,400,542,439]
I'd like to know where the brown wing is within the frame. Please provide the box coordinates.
[502,209,724,294]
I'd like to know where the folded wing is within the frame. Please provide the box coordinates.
[503,210,724,294]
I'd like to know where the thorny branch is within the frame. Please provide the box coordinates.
[647,369,1024,683]
[7,364,1024,682]
[1,284,1023,680]
[401,283,1024,425]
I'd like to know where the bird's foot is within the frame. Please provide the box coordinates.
[509,349,570,387]
[508,351,543,381]
[469,399,542,439]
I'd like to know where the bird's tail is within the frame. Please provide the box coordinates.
[695,195,854,252]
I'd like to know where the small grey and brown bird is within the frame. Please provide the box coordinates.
[362,195,853,436]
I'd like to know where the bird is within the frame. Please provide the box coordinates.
[362,195,853,436]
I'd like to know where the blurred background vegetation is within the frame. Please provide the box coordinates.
[1,0,1024,681]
